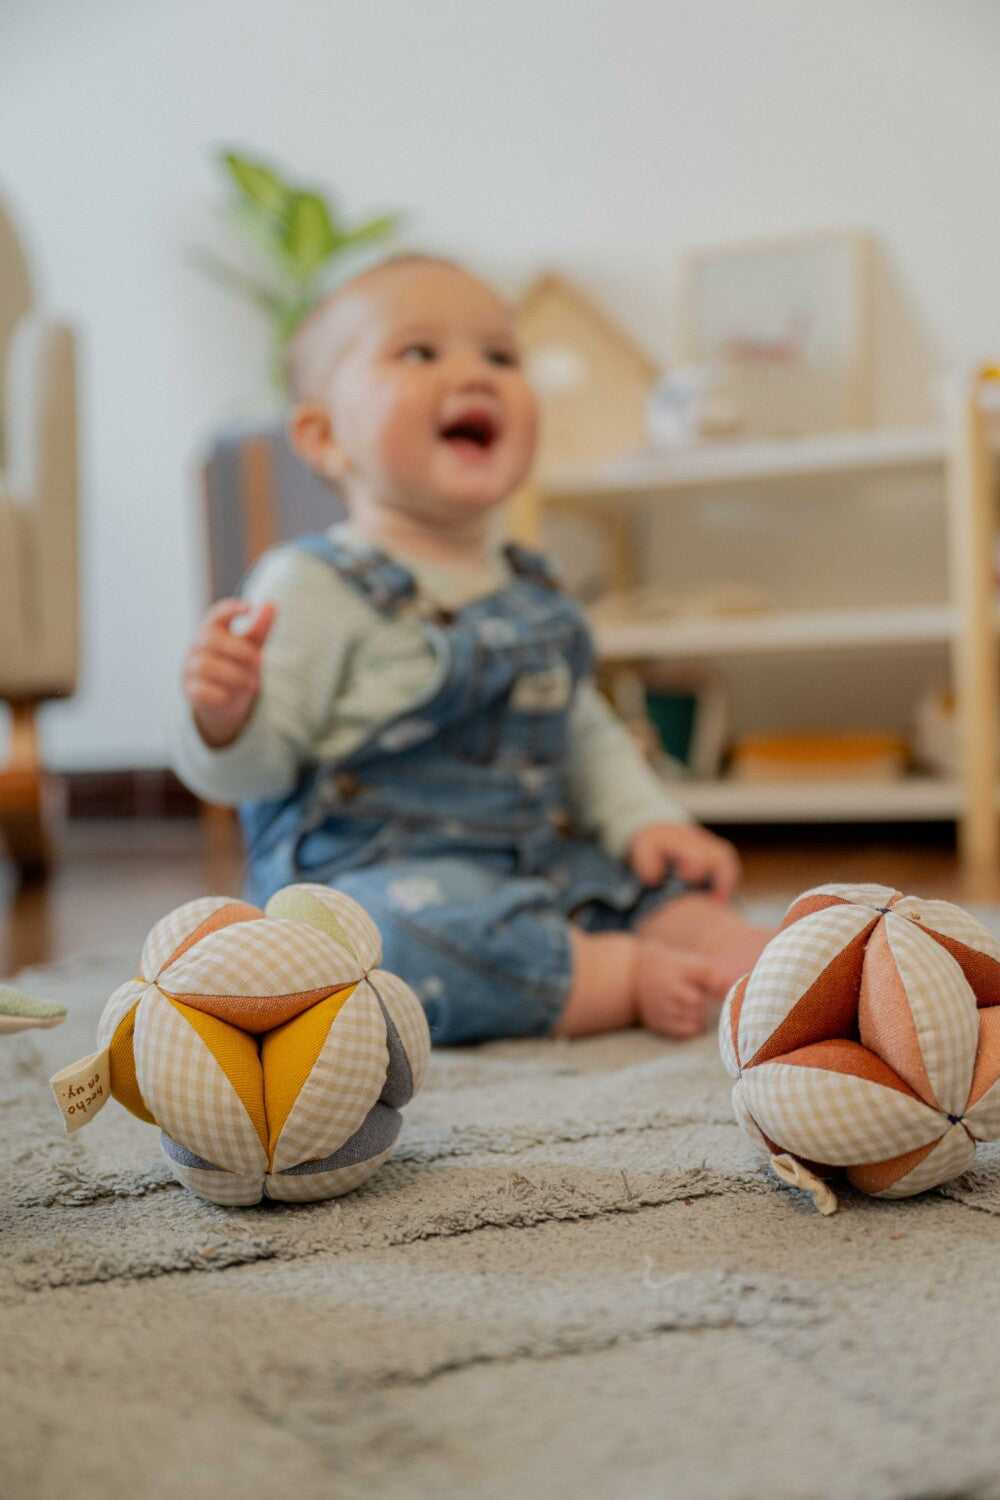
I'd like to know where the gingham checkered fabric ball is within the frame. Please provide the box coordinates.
[96,883,430,1206]
[720,883,1000,1202]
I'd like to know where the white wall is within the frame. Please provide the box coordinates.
[2,0,998,768]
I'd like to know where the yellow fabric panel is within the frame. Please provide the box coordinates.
[110,1002,157,1125]
[170,998,268,1153]
[261,983,357,1163]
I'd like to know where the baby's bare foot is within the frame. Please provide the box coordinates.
[634,939,729,1040]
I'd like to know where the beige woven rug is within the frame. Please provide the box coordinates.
[6,933,1000,1500]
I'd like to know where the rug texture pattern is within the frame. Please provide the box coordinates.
[6,936,1000,1499]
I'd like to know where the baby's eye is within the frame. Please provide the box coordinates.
[486,348,518,368]
[400,343,437,363]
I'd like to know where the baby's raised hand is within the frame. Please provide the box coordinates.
[183,599,276,748]
[628,822,741,902]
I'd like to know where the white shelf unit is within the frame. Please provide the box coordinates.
[512,406,1000,869]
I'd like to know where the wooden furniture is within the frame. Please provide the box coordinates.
[513,377,1000,875]
[0,201,79,879]
[199,423,345,843]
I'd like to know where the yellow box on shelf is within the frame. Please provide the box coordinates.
[729,731,909,783]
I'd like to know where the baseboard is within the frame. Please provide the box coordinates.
[63,769,201,820]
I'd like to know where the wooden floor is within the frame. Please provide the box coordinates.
[2,816,999,976]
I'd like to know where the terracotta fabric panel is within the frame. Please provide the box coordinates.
[780,893,849,931]
[736,904,879,1068]
[749,924,873,1068]
[925,932,1000,1008]
[723,974,748,1073]
[847,1138,938,1195]
[158,902,264,972]
[965,1006,1000,1112]
[157,982,352,1033]
[775,1038,923,1098]
[865,1123,976,1199]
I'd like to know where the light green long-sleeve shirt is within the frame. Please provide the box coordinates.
[170,525,692,858]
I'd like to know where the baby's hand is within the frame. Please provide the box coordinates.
[628,822,741,902]
[183,599,276,748]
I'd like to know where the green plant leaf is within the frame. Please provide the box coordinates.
[283,192,339,276]
[226,201,291,275]
[188,247,287,316]
[343,212,401,247]
[221,151,290,218]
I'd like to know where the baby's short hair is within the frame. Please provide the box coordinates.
[284,252,472,402]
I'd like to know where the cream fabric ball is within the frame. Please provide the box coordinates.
[721,883,1000,1211]
[96,883,429,1206]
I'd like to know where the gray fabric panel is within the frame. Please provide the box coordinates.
[374,990,415,1109]
[278,1101,401,1176]
[161,1132,223,1172]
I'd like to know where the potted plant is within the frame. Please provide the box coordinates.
[194,149,401,391]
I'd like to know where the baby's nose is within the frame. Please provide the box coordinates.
[453,352,498,388]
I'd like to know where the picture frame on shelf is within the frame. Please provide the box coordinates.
[610,667,728,779]
[677,230,873,438]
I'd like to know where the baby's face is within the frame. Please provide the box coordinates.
[322,263,538,527]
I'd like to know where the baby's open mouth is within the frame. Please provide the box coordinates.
[440,413,498,449]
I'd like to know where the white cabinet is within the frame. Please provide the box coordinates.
[514,391,1000,872]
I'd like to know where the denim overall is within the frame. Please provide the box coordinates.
[240,534,690,1044]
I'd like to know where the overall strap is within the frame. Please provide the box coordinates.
[292,532,418,614]
[501,542,563,591]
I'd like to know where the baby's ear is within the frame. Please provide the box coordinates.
[288,403,346,480]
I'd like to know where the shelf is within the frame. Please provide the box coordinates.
[674,775,962,824]
[591,600,1000,660]
[545,426,954,501]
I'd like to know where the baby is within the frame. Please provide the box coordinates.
[174,254,773,1045]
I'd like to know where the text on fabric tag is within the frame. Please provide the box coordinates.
[50,1047,112,1134]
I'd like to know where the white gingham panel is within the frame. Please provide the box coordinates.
[962,1075,1000,1140]
[141,897,250,979]
[876,915,978,1117]
[369,968,431,1098]
[269,982,389,1173]
[718,983,741,1078]
[742,1057,943,1166]
[133,992,267,1176]
[266,884,383,970]
[264,1149,391,1202]
[785,883,900,920]
[163,1152,264,1206]
[864,1123,976,1199]
[891,896,1000,968]
[158,917,361,999]
[97,979,150,1050]
[730,1081,770,1156]
[738,905,876,1066]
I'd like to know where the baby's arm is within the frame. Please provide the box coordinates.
[563,682,740,897]
[183,599,276,748]
[171,544,351,806]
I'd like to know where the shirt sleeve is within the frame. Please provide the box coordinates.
[562,680,695,858]
[169,545,357,805]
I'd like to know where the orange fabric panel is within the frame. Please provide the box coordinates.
[769,1038,924,1100]
[109,1003,157,1125]
[857,923,936,1108]
[157,901,264,974]
[847,1138,939,1195]
[747,924,874,1068]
